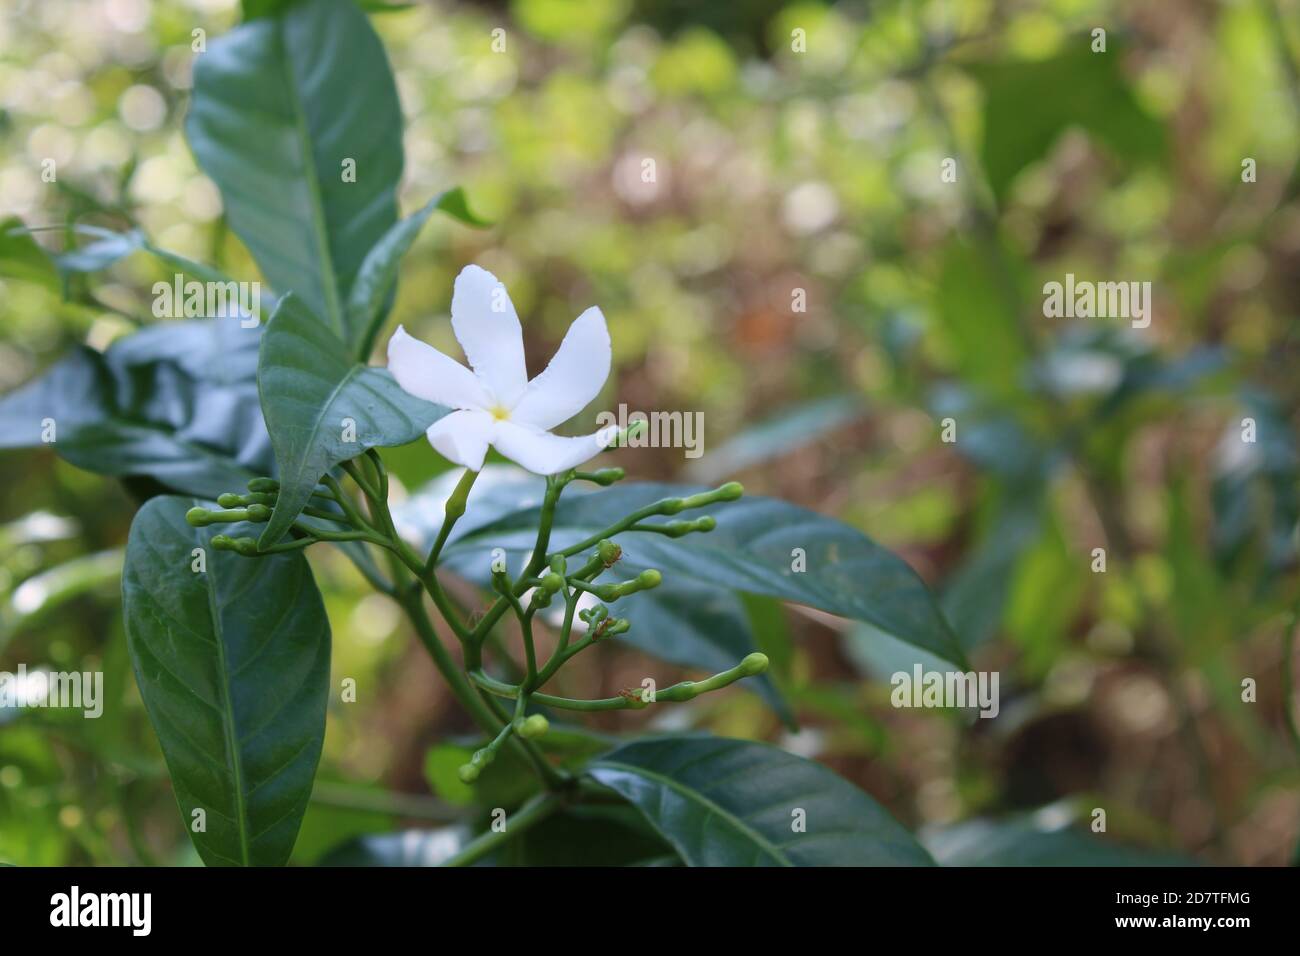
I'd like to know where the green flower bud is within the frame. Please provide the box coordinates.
[594,569,661,602]
[211,534,236,550]
[457,763,481,784]
[603,618,630,637]
[217,493,243,508]
[518,714,549,739]
[247,477,280,493]
[696,515,717,532]
[679,482,745,512]
[435,468,477,528]
[540,572,564,593]
[246,503,272,522]
[580,604,609,626]
[740,652,769,676]
[659,498,685,515]
[716,481,744,501]
[231,537,259,557]
[198,508,252,525]
[596,539,621,566]
[585,467,624,486]
[549,554,566,575]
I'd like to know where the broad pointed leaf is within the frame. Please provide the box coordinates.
[0,318,271,497]
[122,496,330,866]
[256,293,448,547]
[186,0,403,336]
[444,482,966,667]
[348,187,490,360]
[588,735,934,866]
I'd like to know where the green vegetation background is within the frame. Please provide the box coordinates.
[0,0,1297,865]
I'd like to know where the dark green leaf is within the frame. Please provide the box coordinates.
[256,293,448,546]
[588,735,934,866]
[0,318,272,497]
[445,482,966,667]
[319,809,674,867]
[187,0,404,336]
[122,495,330,866]
[347,188,490,360]
[503,805,677,866]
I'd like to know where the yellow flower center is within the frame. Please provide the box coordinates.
[489,405,511,422]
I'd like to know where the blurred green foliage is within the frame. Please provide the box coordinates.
[0,0,1298,864]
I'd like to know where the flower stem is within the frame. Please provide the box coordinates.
[424,467,477,574]
[440,791,564,867]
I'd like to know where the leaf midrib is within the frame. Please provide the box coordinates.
[274,16,344,338]
[592,759,792,866]
[200,533,252,866]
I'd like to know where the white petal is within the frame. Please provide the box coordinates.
[427,409,495,471]
[510,307,611,430]
[387,325,491,410]
[492,420,617,475]
[451,265,528,408]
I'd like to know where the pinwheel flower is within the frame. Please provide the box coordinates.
[388,265,617,475]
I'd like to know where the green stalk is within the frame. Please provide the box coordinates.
[440,792,564,867]
[424,467,477,574]
[398,589,501,733]
[470,652,768,712]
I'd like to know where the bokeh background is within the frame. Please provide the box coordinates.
[1,0,1298,865]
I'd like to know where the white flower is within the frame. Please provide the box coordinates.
[387,265,617,475]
